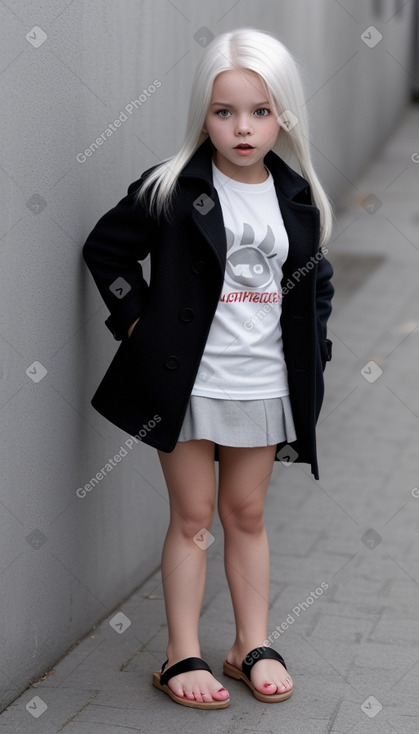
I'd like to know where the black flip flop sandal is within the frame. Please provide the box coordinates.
[223,646,293,703]
[152,656,230,709]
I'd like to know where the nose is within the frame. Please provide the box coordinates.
[235,114,253,136]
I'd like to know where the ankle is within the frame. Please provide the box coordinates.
[231,635,269,654]
[166,643,202,663]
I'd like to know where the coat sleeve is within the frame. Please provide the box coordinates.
[315,249,334,366]
[82,178,153,341]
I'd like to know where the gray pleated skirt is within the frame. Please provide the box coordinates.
[177,395,297,447]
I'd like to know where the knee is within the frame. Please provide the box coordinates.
[219,501,265,535]
[170,501,215,539]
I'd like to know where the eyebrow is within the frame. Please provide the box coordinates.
[210,101,271,107]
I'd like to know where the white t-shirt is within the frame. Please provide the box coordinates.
[191,161,290,400]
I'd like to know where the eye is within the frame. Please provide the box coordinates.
[216,109,231,118]
[254,108,270,117]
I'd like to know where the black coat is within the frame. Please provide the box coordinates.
[82,137,334,479]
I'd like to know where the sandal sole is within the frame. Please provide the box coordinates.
[152,671,230,709]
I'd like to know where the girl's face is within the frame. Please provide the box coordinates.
[204,68,280,183]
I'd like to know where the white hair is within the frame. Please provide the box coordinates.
[136,27,333,245]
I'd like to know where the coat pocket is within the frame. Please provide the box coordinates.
[319,338,332,370]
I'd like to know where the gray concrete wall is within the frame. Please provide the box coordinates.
[0,0,415,710]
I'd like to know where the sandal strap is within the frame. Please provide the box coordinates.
[242,646,287,682]
[159,656,212,687]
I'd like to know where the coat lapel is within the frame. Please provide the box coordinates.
[191,192,227,275]
[180,137,320,273]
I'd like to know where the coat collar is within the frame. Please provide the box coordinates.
[177,137,318,279]
[179,136,310,201]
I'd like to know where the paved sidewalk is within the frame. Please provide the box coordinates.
[2,106,419,734]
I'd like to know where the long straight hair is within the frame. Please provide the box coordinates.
[135,27,333,245]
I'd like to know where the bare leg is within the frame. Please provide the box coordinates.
[157,439,229,704]
[218,444,293,696]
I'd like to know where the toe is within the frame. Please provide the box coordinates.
[200,691,214,703]
[274,680,292,693]
[167,671,229,704]
[261,681,277,692]
[251,660,293,696]
[191,687,204,702]
[212,686,229,700]
[184,688,196,701]
[276,676,293,693]
[168,682,186,699]
[259,678,293,696]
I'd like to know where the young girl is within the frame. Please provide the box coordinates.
[83,27,334,709]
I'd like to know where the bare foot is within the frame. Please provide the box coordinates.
[163,660,230,704]
[225,646,293,696]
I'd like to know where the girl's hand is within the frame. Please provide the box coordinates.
[127,317,140,337]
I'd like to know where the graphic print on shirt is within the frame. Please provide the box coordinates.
[191,164,291,400]
[224,223,277,289]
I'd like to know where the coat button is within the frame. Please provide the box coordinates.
[164,355,179,370]
[179,308,194,322]
[191,260,206,274]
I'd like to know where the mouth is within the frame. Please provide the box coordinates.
[234,144,254,149]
